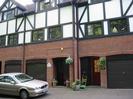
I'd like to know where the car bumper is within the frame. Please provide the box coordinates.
[29,86,48,97]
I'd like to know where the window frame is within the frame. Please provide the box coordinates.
[85,22,104,37]
[0,35,6,47]
[8,33,18,46]
[48,25,63,40]
[2,9,15,21]
[39,0,51,11]
[32,29,44,43]
[109,18,129,34]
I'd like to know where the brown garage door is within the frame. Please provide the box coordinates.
[5,60,21,73]
[26,59,47,81]
[107,55,133,88]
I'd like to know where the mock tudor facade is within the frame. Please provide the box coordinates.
[0,0,133,88]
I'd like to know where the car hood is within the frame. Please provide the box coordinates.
[18,79,48,88]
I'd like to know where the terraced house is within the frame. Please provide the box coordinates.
[0,0,133,88]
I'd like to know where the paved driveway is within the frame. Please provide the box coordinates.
[0,86,133,99]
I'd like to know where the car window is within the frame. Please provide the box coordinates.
[0,76,14,83]
[0,76,5,82]
[15,74,33,83]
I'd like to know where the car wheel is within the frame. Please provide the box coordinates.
[20,90,29,99]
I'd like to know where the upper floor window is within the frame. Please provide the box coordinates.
[8,34,18,46]
[39,0,56,11]
[86,22,103,36]
[90,0,110,3]
[0,35,6,47]
[110,18,129,34]
[2,9,15,21]
[48,26,62,40]
[32,29,44,42]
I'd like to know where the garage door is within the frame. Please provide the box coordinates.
[107,55,133,88]
[26,59,47,81]
[5,60,21,73]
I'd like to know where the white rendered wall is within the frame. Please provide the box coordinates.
[8,19,16,34]
[89,3,104,21]
[25,31,31,43]
[63,24,73,38]
[60,6,72,24]
[79,25,85,38]
[18,33,24,44]
[103,21,108,35]
[26,15,34,30]
[47,9,58,26]
[11,4,16,8]
[5,35,8,46]
[35,12,46,28]
[105,0,121,19]
[45,29,47,41]
[127,5,133,16]
[17,18,24,32]
[122,0,132,14]
[0,22,7,35]
[129,17,133,32]
[78,7,88,23]
[0,0,5,6]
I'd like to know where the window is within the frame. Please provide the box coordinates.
[32,29,44,42]
[91,0,110,3]
[110,18,129,33]
[0,35,6,47]
[2,9,15,20]
[39,0,57,11]
[48,26,62,40]
[8,34,18,46]
[39,0,50,11]
[86,22,103,36]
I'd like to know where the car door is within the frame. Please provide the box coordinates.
[0,76,18,95]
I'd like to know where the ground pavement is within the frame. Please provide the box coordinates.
[0,86,133,99]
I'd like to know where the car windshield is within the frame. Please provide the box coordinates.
[15,74,33,83]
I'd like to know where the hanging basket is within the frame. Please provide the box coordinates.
[99,57,106,70]
[65,56,73,65]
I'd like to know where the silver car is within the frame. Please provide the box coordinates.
[0,73,48,99]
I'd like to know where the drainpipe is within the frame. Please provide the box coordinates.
[75,2,80,79]
[22,13,26,73]
[72,0,80,80]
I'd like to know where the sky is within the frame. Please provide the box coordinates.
[15,0,33,5]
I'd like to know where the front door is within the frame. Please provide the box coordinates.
[53,58,69,86]
[80,57,100,85]
[93,58,100,85]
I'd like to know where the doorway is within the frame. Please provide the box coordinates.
[53,58,69,86]
[80,57,100,86]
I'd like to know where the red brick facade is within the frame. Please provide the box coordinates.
[79,35,133,57]
[0,35,133,87]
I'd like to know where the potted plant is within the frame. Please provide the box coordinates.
[99,57,106,70]
[65,80,70,87]
[72,80,81,91]
[65,56,73,65]
[52,78,57,87]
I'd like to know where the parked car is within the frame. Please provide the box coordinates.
[0,73,48,99]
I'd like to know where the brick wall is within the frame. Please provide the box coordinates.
[79,35,133,57]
